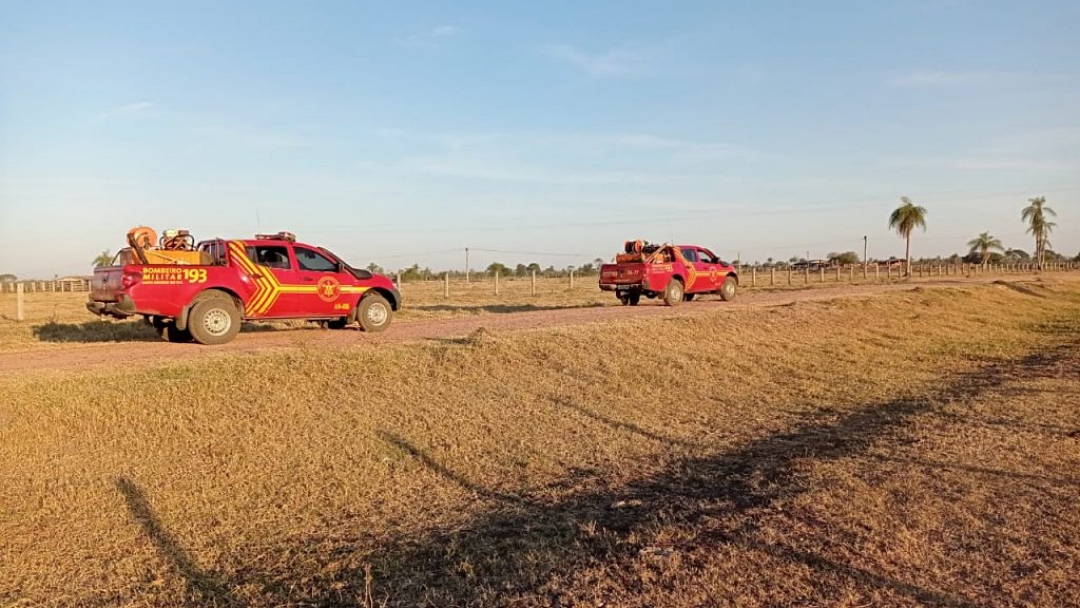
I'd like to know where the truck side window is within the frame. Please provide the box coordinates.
[681,248,699,263]
[295,247,338,272]
[247,246,291,269]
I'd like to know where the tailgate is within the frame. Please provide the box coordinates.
[600,263,647,285]
[89,266,126,302]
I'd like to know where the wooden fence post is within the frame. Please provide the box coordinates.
[770,267,775,286]
[569,269,574,290]
[751,266,757,287]
[531,270,537,296]
[804,267,810,284]
[875,265,880,281]
[819,266,824,283]
[443,273,449,297]
[16,283,24,322]
[495,271,500,296]
[788,267,792,285]
[849,266,854,282]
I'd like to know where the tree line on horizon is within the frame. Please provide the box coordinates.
[34,194,1066,280]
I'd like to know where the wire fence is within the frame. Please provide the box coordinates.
[1,262,1078,296]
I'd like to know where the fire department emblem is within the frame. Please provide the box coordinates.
[317,276,342,302]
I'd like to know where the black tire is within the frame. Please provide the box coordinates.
[719,275,737,302]
[327,318,349,329]
[618,294,630,306]
[356,294,393,333]
[663,279,684,307]
[187,294,241,345]
[683,293,695,302]
[628,291,641,306]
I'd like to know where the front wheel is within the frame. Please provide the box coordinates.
[719,275,737,302]
[357,294,393,332]
[663,279,684,307]
[187,294,241,345]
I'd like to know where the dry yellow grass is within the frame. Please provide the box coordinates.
[1,280,1079,606]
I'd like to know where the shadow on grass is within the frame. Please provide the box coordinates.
[992,280,1048,298]
[30,319,311,343]
[32,320,158,343]
[869,454,1080,487]
[331,348,1077,606]
[115,477,239,606]
[412,303,605,315]
[552,396,702,450]
[112,339,1077,606]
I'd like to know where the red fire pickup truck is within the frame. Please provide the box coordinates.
[599,241,738,306]
[87,232,400,345]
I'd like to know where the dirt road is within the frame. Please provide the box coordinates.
[0,277,1065,375]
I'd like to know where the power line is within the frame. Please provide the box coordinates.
[470,247,586,257]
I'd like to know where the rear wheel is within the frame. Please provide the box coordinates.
[357,294,393,332]
[628,291,641,306]
[618,293,630,305]
[663,279,684,307]
[187,294,241,345]
[719,275,738,302]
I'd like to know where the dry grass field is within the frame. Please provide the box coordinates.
[2,279,1079,606]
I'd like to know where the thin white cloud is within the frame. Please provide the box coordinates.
[95,101,155,121]
[363,156,700,185]
[887,70,991,87]
[398,24,459,48]
[541,44,649,77]
[372,128,756,161]
[887,70,1075,88]
[880,155,1072,173]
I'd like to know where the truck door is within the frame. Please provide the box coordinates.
[241,244,302,318]
[698,248,723,291]
[292,245,350,317]
[679,247,710,293]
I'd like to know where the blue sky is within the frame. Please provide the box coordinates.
[1,0,1078,277]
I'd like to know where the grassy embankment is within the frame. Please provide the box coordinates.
[1,279,1079,606]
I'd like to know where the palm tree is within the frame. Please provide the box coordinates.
[888,196,928,276]
[92,250,114,267]
[966,232,1004,265]
[1021,196,1057,269]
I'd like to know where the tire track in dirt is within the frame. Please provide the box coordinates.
[0,277,1065,375]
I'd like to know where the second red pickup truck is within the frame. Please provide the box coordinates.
[599,241,738,306]
[88,230,400,345]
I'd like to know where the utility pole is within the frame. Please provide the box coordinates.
[863,235,868,270]
[465,247,470,283]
